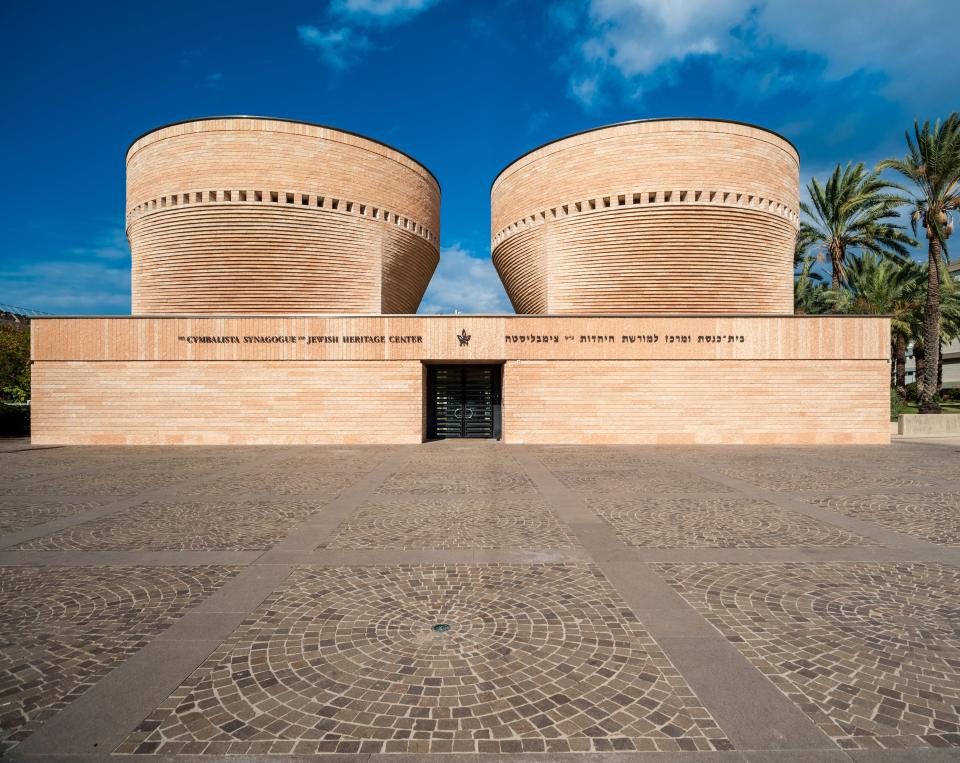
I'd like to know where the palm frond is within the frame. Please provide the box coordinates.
[800,162,918,284]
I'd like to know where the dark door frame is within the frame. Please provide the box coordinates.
[424,362,503,440]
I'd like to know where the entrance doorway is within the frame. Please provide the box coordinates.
[426,365,502,439]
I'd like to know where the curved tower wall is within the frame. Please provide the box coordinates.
[491,119,799,314]
[126,117,440,314]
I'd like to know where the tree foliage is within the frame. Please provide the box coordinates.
[799,162,916,289]
[0,323,31,403]
[793,254,828,315]
[879,114,960,253]
[879,113,960,412]
[824,251,922,322]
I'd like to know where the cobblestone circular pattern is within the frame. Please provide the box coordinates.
[0,501,97,535]
[3,471,188,496]
[657,562,960,750]
[533,447,671,471]
[378,470,535,495]
[717,466,933,493]
[121,565,729,755]
[400,450,522,469]
[185,471,357,497]
[588,496,872,548]
[3,460,242,497]
[553,468,731,495]
[17,500,324,551]
[811,493,960,546]
[0,566,238,752]
[323,498,578,550]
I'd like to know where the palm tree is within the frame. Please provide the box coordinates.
[824,252,922,395]
[894,262,926,397]
[799,162,915,290]
[794,254,827,315]
[936,269,960,392]
[897,263,959,401]
[879,114,960,413]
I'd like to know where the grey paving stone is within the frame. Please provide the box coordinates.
[118,564,730,755]
[15,500,326,551]
[809,492,960,546]
[657,562,960,752]
[0,565,239,753]
[587,495,874,548]
[322,496,578,550]
[0,501,98,534]
[2,440,959,763]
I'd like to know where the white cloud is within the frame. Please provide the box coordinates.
[755,0,960,104]
[0,260,130,314]
[297,24,372,70]
[2,225,131,314]
[331,0,439,24]
[68,225,128,261]
[578,0,745,78]
[569,76,600,108]
[419,244,512,314]
[298,0,438,68]
[560,0,960,112]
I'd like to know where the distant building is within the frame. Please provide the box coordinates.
[903,261,960,389]
[943,261,960,389]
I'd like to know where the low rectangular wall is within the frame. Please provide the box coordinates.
[30,315,891,445]
[897,413,960,438]
[503,360,889,445]
[31,361,424,445]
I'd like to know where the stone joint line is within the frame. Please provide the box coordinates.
[514,451,838,752]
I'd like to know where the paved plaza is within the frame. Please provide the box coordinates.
[0,439,958,762]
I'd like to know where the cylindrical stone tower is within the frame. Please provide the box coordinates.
[126,117,440,314]
[491,119,799,314]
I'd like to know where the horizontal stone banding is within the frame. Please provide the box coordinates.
[127,117,439,315]
[129,207,438,315]
[491,119,799,315]
[127,191,436,245]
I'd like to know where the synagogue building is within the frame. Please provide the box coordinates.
[30,117,890,444]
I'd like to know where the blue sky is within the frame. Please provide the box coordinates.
[2,0,958,315]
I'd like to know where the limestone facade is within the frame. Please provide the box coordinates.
[491,119,799,314]
[27,116,892,446]
[30,315,890,445]
[126,117,440,314]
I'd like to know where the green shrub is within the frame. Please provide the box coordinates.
[890,388,904,421]
[940,387,960,402]
[0,323,30,403]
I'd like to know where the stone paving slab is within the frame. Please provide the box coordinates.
[809,493,960,546]
[586,495,875,548]
[0,565,239,753]
[1,439,959,763]
[655,562,960,751]
[0,550,262,566]
[117,564,730,755]
[15,500,327,551]
[322,496,578,550]
[552,468,733,496]
[378,470,537,495]
[0,501,99,535]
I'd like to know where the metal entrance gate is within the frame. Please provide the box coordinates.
[426,365,502,439]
